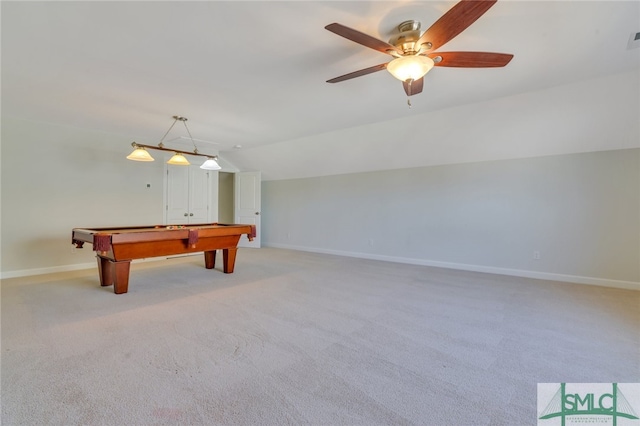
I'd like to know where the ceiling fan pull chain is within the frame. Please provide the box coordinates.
[407,79,413,108]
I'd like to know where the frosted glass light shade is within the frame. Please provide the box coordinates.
[387,55,435,82]
[126,147,154,162]
[200,158,221,170]
[167,153,190,165]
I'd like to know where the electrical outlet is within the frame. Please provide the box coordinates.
[533,251,541,260]
[368,238,374,247]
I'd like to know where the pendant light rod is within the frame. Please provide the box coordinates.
[130,142,218,160]
[157,116,181,148]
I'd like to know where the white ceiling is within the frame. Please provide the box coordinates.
[2,1,639,156]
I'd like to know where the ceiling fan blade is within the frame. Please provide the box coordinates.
[325,23,403,56]
[428,51,513,67]
[403,78,424,96]
[327,63,389,83]
[417,0,498,52]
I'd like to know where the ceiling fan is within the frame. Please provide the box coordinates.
[325,0,513,101]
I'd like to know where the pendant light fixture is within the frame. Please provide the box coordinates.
[126,115,221,169]
[200,157,221,170]
[167,153,190,165]
[126,146,154,161]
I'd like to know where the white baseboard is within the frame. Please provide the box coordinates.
[3,245,638,291]
[265,243,640,291]
[0,262,97,279]
[0,256,183,280]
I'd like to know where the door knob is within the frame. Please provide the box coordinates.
[255,212,260,215]
[190,213,194,216]
[184,213,188,217]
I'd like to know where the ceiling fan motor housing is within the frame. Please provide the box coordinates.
[389,20,423,55]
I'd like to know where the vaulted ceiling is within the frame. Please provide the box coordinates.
[2,1,639,178]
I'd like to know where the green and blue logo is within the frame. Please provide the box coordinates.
[538,383,640,426]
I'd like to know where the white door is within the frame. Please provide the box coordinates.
[235,171,261,248]
[189,167,210,223]
[166,165,212,224]
[166,166,190,224]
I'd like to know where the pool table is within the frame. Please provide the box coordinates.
[71,223,256,294]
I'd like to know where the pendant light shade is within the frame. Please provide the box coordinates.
[387,55,435,82]
[200,157,221,170]
[126,147,155,162]
[167,153,190,165]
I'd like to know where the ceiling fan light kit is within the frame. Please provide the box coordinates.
[126,115,221,170]
[325,0,513,102]
[387,55,435,82]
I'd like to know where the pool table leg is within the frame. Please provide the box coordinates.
[96,256,131,294]
[112,261,131,294]
[97,256,112,287]
[204,250,216,269]
[222,248,237,273]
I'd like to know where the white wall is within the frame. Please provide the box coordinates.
[0,117,218,276]
[263,149,640,288]
[224,70,640,181]
[2,69,639,287]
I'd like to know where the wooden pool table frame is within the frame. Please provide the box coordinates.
[71,223,256,294]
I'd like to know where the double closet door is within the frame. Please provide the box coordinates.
[166,165,212,224]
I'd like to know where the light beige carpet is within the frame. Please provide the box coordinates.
[2,248,638,425]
